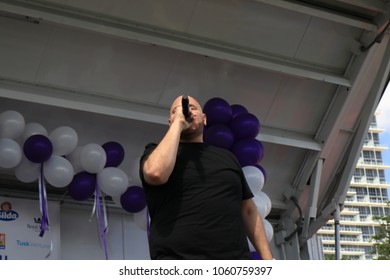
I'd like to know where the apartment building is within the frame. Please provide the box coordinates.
[317,114,390,260]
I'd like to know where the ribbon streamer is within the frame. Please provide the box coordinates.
[95,185,109,260]
[38,164,49,237]
[147,208,150,239]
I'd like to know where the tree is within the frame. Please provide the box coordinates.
[371,201,390,260]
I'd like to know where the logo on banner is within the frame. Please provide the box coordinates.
[0,202,19,221]
[0,233,5,249]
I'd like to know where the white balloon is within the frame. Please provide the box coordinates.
[43,156,74,188]
[0,110,25,139]
[21,122,48,142]
[97,167,129,197]
[0,138,22,168]
[15,155,40,183]
[242,165,264,195]
[134,207,149,231]
[263,219,274,241]
[80,143,106,173]
[253,191,272,218]
[66,146,83,174]
[49,126,78,156]
[247,237,255,252]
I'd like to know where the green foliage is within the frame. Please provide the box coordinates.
[371,201,390,260]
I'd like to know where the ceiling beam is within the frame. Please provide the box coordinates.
[335,0,387,13]
[0,76,323,152]
[0,0,351,87]
[253,0,379,30]
[257,127,322,151]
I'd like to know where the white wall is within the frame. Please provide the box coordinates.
[60,203,150,260]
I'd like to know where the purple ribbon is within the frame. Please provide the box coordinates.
[38,164,49,237]
[147,208,150,239]
[95,184,109,260]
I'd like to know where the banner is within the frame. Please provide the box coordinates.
[0,196,60,260]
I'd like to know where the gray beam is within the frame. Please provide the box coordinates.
[0,0,351,87]
[0,76,323,152]
[254,0,379,30]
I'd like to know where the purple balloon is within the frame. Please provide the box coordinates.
[251,251,262,260]
[68,172,96,201]
[23,134,53,163]
[230,113,260,140]
[120,186,146,213]
[102,141,125,167]
[203,97,232,126]
[203,124,235,150]
[231,104,248,118]
[231,139,264,167]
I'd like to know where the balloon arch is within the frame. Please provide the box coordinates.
[0,97,273,259]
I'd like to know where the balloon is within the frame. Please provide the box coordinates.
[21,122,48,143]
[203,124,234,149]
[231,139,264,167]
[49,126,78,156]
[251,251,262,260]
[97,167,129,197]
[134,207,149,231]
[23,134,53,163]
[66,146,84,174]
[203,97,232,126]
[120,186,146,213]
[231,104,248,118]
[14,156,40,183]
[263,219,274,241]
[253,191,272,218]
[80,143,106,173]
[102,141,125,167]
[0,138,22,168]
[255,164,267,182]
[68,172,96,201]
[43,155,74,188]
[230,113,260,140]
[0,110,25,139]
[242,165,264,195]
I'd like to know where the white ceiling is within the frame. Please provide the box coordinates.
[0,0,390,257]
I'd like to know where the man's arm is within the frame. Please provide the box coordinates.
[241,198,273,260]
[142,108,189,185]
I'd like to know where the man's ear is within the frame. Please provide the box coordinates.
[203,113,207,126]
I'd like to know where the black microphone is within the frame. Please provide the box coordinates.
[181,95,192,122]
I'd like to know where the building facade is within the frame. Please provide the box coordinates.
[317,114,390,260]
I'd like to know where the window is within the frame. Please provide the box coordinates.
[373,133,380,146]
[375,152,383,164]
[363,151,374,164]
[371,207,384,216]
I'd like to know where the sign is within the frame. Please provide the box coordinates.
[0,196,60,260]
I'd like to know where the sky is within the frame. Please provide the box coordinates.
[376,82,390,187]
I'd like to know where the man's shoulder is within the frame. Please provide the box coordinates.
[145,143,157,150]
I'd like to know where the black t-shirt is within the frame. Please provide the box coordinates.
[140,142,254,259]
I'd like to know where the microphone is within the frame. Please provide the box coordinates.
[181,95,192,122]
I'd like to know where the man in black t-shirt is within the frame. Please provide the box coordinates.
[140,95,273,260]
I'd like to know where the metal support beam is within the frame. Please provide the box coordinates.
[253,0,379,30]
[336,0,387,13]
[0,0,351,86]
[334,204,341,260]
[300,158,323,245]
[257,127,322,151]
[0,76,323,152]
